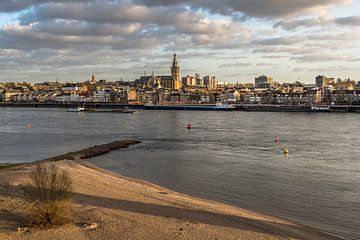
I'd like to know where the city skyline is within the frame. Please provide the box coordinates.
[1,0,360,83]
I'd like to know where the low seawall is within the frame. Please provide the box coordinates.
[236,104,360,113]
[2,102,360,113]
[0,102,145,109]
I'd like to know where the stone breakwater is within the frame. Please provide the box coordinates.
[39,140,141,162]
[0,140,141,171]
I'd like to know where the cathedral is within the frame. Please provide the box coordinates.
[136,53,182,90]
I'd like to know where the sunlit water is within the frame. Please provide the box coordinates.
[0,107,359,239]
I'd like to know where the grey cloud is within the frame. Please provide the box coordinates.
[252,36,304,46]
[0,0,89,12]
[335,16,360,26]
[262,55,286,59]
[32,20,143,36]
[274,15,360,30]
[293,67,307,72]
[274,17,333,30]
[0,1,249,53]
[135,0,351,18]
[290,54,348,63]
[256,63,276,66]
[0,24,166,50]
[20,2,245,37]
[219,62,251,68]
[306,66,359,72]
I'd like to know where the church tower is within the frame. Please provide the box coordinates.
[91,73,96,84]
[171,53,181,89]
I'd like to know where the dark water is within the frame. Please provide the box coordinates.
[1,108,359,239]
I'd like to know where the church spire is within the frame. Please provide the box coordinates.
[91,73,96,84]
[172,53,178,66]
[171,53,181,89]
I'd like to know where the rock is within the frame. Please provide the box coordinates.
[84,222,98,230]
[158,191,168,195]
[17,227,28,232]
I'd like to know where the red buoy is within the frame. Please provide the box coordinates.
[186,123,192,129]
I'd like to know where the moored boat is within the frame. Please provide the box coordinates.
[67,106,86,112]
[144,102,237,111]
[311,106,332,112]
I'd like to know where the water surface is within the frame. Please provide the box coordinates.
[0,108,359,239]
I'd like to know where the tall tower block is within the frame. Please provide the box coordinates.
[171,53,182,89]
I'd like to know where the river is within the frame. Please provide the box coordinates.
[0,107,359,239]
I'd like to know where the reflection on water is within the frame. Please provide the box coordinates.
[1,108,359,239]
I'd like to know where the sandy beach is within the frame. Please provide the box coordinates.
[0,158,343,240]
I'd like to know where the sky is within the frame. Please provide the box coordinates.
[0,0,360,84]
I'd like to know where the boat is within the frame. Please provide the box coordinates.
[111,108,139,114]
[311,106,332,112]
[214,102,236,110]
[67,106,86,112]
[83,108,139,114]
[144,102,237,111]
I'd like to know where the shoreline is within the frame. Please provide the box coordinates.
[0,140,345,239]
[1,102,360,113]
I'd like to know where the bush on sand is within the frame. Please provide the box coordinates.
[24,163,73,227]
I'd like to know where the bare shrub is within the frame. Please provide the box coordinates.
[24,163,73,227]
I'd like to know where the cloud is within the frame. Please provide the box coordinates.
[135,0,352,18]
[0,2,251,54]
[290,54,349,63]
[0,23,165,50]
[0,0,86,13]
[0,0,359,83]
[256,63,277,66]
[274,17,334,30]
[298,66,360,72]
[335,16,360,26]
[262,55,286,59]
[218,62,252,68]
[251,36,305,46]
[274,15,360,30]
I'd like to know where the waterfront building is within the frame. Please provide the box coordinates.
[226,90,241,102]
[315,75,335,88]
[195,73,203,86]
[255,75,273,88]
[203,75,217,89]
[85,73,98,93]
[126,88,138,102]
[62,83,79,93]
[334,78,356,90]
[179,91,191,102]
[182,75,196,87]
[1,89,21,102]
[93,90,111,102]
[331,90,360,104]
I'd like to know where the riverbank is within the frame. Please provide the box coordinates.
[2,102,360,112]
[0,143,343,239]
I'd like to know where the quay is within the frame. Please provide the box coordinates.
[1,102,360,112]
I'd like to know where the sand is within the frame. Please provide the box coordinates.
[0,160,342,240]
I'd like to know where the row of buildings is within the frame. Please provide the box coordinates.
[1,54,360,105]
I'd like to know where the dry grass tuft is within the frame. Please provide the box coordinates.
[24,163,74,227]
